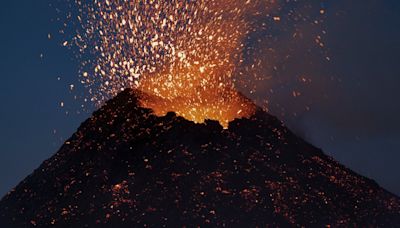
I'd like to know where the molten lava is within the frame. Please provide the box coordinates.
[67,0,326,127]
[138,81,256,128]
[70,0,275,127]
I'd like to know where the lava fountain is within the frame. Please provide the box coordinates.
[71,0,279,127]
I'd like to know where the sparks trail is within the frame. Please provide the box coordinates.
[66,0,324,127]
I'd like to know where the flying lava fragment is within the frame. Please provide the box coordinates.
[64,0,325,127]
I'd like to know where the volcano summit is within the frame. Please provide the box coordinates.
[1,89,399,227]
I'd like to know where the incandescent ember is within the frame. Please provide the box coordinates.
[64,0,325,126]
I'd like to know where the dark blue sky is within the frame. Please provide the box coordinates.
[1,0,399,197]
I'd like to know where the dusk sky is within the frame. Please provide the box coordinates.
[0,0,399,198]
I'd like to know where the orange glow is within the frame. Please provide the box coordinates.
[138,83,256,128]
[133,1,266,126]
[69,1,287,126]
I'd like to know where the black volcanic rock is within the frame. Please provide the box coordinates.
[1,89,399,227]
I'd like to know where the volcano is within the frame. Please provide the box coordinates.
[1,89,399,227]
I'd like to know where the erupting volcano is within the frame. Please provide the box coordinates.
[1,0,399,227]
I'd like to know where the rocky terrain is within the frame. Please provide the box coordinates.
[1,89,399,227]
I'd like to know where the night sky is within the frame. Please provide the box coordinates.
[1,0,399,198]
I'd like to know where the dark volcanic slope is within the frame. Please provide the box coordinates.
[1,89,399,227]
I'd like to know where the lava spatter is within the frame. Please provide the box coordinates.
[60,0,325,127]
